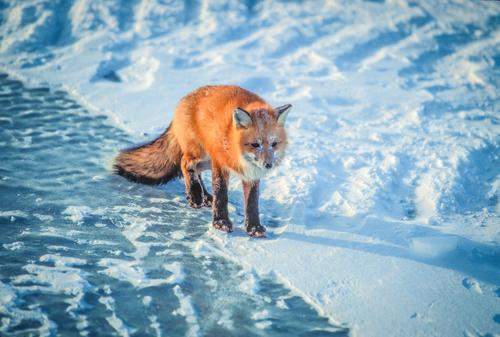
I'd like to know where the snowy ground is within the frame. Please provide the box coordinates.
[0,1,499,336]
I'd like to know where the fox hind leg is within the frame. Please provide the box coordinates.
[198,174,213,207]
[181,156,206,208]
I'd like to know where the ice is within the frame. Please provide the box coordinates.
[170,230,186,240]
[255,320,272,330]
[2,241,24,251]
[216,309,234,330]
[172,285,201,337]
[0,281,54,337]
[39,254,87,267]
[0,74,346,336]
[62,206,92,224]
[252,309,273,330]
[142,295,152,306]
[99,295,133,337]
[163,261,185,285]
[98,258,170,289]
[251,309,270,321]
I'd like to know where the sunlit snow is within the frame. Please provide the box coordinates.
[0,1,499,337]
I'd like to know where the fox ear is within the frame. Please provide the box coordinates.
[233,107,253,129]
[276,104,292,126]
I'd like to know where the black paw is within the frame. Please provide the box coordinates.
[246,224,266,238]
[186,194,204,209]
[213,219,233,232]
[202,193,213,208]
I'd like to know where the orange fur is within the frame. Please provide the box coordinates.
[171,85,288,179]
[114,85,291,236]
[113,125,182,184]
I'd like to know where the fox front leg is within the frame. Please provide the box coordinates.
[243,180,266,237]
[211,164,233,232]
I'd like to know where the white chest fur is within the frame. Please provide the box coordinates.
[238,157,269,181]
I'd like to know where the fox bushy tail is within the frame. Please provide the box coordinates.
[113,125,182,184]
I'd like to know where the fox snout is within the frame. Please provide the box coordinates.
[263,152,274,169]
[256,148,275,170]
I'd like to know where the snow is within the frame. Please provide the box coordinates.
[63,205,92,224]
[409,235,458,258]
[0,281,55,337]
[172,285,201,337]
[163,261,185,284]
[99,293,133,337]
[0,1,499,337]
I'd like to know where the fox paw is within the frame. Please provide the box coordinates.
[187,200,203,209]
[246,224,266,238]
[186,194,204,209]
[202,194,213,208]
[213,219,233,232]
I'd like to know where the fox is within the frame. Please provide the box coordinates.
[113,85,291,237]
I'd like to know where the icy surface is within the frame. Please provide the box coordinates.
[1,1,499,337]
[0,75,347,336]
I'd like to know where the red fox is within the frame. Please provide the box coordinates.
[114,85,291,237]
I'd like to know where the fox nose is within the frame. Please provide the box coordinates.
[265,163,273,169]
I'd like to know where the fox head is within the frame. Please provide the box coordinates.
[233,104,291,180]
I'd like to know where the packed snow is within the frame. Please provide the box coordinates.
[0,1,499,337]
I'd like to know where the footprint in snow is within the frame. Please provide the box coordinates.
[462,277,482,294]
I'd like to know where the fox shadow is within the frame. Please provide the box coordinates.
[132,170,499,287]
[193,173,500,288]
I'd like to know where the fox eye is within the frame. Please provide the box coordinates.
[251,143,260,148]
[271,141,278,147]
